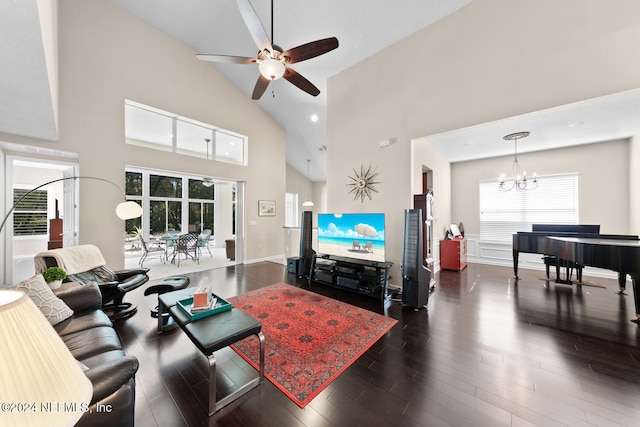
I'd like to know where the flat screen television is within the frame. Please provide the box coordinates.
[317,213,385,262]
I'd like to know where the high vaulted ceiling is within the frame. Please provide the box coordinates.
[106,0,474,181]
[4,1,640,181]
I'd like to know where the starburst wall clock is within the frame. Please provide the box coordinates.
[346,165,380,202]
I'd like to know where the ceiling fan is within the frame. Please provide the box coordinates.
[201,177,215,187]
[196,0,338,100]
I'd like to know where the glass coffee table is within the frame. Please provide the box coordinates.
[158,287,264,415]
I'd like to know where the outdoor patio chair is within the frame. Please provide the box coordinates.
[197,229,213,258]
[138,235,166,267]
[160,229,178,260]
[172,233,199,267]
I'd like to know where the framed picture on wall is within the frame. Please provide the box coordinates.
[258,200,276,216]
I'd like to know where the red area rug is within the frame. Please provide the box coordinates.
[228,283,397,407]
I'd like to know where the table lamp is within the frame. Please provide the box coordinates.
[0,290,92,426]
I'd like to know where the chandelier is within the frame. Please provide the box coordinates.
[498,131,537,192]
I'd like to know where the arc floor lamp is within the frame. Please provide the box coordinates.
[0,175,142,235]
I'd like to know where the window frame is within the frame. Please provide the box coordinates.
[479,173,580,243]
[124,100,247,166]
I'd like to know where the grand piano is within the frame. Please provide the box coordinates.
[512,224,640,323]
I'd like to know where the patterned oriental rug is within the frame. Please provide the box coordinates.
[227,283,397,408]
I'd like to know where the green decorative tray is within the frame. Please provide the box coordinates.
[177,294,233,321]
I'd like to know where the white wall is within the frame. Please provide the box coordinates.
[327,0,640,280]
[1,0,286,270]
[451,139,630,235]
[630,134,640,236]
[285,164,314,216]
[214,182,235,248]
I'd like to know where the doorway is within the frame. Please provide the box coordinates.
[3,156,79,285]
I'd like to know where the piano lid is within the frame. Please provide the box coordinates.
[532,224,600,233]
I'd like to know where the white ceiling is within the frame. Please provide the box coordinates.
[106,0,474,181]
[0,0,58,141]
[424,88,640,163]
[4,1,640,181]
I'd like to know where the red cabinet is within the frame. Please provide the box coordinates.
[48,218,63,249]
[440,238,467,271]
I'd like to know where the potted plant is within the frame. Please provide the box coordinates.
[42,266,67,290]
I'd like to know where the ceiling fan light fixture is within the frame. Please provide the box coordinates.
[259,58,285,80]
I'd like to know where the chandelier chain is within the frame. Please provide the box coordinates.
[499,132,537,192]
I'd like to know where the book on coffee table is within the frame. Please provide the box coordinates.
[191,297,217,313]
[177,293,232,320]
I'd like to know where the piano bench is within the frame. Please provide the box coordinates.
[543,256,584,283]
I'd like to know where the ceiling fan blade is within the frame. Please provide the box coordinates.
[196,54,257,64]
[283,37,339,64]
[236,0,272,53]
[252,74,271,100]
[283,68,320,97]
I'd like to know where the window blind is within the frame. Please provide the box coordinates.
[479,173,579,243]
[13,189,48,236]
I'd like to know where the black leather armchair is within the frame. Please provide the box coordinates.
[35,245,149,320]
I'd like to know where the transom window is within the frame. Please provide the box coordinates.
[124,101,247,166]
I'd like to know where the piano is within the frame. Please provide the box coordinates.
[512,224,640,322]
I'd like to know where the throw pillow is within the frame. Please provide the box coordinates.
[15,274,74,325]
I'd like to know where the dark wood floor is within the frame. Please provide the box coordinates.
[114,262,640,426]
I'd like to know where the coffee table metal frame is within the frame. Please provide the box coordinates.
[158,288,264,415]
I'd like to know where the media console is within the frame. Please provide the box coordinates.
[309,254,393,303]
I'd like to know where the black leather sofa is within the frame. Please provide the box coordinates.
[53,282,138,427]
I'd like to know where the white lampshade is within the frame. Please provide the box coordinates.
[302,200,315,207]
[0,290,92,426]
[115,200,143,220]
[259,58,285,80]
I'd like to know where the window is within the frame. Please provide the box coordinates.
[13,189,48,236]
[150,200,182,234]
[125,170,222,237]
[479,173,579,243]
[124,172,143,234]
[125,101,247,165]
[125,171,143,196]
[284,193,298,227]
[188,178,214,233]
[123,103,173,151]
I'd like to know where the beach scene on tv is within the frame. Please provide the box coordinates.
[317,213,385,262]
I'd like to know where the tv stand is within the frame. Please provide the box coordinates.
[309,254,393,303]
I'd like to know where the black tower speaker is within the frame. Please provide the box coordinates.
[402,209,431,308]
[298,211,315,278]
